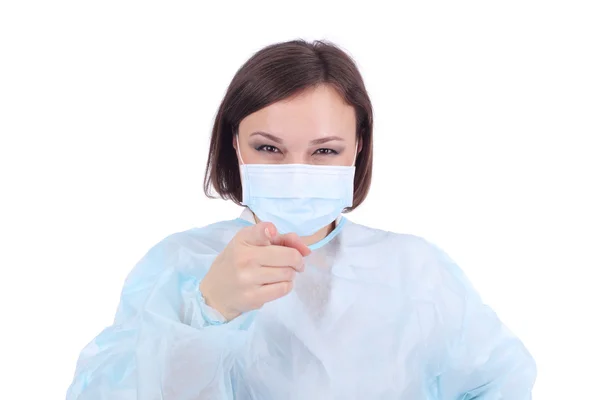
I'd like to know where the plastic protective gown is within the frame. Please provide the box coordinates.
[67,210,536,399]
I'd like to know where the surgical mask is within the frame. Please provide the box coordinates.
[236,135,357,236]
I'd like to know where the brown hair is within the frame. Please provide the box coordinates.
[203,39,373,211]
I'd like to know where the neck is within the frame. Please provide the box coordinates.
[250,212,335,246]
[301,221,335,246]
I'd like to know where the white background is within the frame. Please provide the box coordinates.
[1,1,598,398]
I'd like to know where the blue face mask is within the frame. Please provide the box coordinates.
[237,136,357,236]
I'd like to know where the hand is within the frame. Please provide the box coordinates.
[199,222,311,321]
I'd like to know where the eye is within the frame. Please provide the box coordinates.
[313,148,339,156]
[256,145,281,154]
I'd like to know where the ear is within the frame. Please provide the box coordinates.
[357,135,363,154]
[232,133,238,151]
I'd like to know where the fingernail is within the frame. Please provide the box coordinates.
[265,227,272,240]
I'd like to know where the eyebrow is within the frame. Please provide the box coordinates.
[249,131,345,145]
[249,131,284,143]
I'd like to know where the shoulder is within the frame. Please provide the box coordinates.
[155,217,248,252]
[342,218,444,263]
[129,218,248,279]
[345,220,481,327]
[342,219,470,291]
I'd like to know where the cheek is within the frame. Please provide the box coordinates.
[313,152,355,167]
[345,150,357,166]
[342,143,359,166]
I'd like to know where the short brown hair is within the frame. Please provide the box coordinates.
[203,39,374,211]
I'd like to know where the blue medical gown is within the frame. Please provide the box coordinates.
[67,215,536,399]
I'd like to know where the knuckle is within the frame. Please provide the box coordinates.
[291,251,303,267]
[288,232,300,241]
[233,248,252,268]
[288,249,304,267]
[237,269,253,284]
[249,297,263,310]
[282,281,293,295]
[284,268,296,281]
[241,291,258,309]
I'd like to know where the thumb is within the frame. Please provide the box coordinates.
[238,222,278,246]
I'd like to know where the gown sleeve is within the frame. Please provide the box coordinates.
[430,244,537,399]
[66,235,251,400]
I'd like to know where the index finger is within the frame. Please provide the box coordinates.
[270,232,311,257]
[236,222,278,247]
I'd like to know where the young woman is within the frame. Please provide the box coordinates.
[67,40,536,399]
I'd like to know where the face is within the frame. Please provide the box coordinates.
[235,85,361,166]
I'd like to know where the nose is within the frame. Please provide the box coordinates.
[284,151,309,165]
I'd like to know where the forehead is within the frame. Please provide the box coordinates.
[238,85,356,142]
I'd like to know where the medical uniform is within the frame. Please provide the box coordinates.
[67,208,536,399]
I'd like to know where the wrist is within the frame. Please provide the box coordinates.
[198,281,240,322]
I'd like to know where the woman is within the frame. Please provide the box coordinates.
[67,40,536,399]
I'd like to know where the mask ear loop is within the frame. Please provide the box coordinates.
[346,138,359,212]
[236,133,253,214]
[236,134,246,165]
[237,134,261,223]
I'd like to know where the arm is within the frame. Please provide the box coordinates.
[431,246,537,399]
[66,238,251,400]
